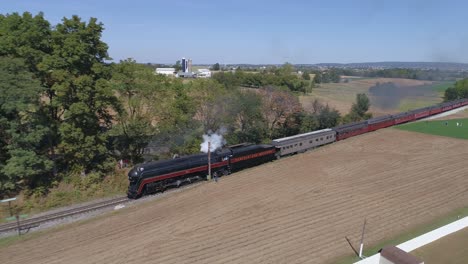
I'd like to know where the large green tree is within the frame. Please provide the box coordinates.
[0,57,53,194]
[38,15,118,173]
[444,79,468,101]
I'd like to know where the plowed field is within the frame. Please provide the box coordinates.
[1,129,468,264]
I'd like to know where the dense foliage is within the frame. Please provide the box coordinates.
[443,79,468,101]
[213,64,311,93]
[0,12,342,198]
[309,67,467,82]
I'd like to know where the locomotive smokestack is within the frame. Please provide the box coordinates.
[200,129,226,153]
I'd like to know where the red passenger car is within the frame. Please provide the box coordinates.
[367,115,394,131]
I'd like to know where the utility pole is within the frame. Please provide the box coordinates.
[207,141,212,181]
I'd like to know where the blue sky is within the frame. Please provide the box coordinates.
[2,0,468,64]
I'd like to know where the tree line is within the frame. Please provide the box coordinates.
[212,64,311,93]
[0,12,371,198]
[443,78,468,101]
[302,67,468,82]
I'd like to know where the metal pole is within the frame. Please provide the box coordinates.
[359,218,367,258]
[208,141,211,180]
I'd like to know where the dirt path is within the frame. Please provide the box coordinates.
[1,129,468,264]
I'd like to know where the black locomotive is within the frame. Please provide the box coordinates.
[128,98,468,199]
[127,144,276,198]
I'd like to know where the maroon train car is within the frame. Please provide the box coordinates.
[429,105,443,115]
[412,106,431,120]
[393,111,415,125]
[367,115,394,131]
[334,121,369,141]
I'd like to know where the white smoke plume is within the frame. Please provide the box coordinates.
[200,129,226,153]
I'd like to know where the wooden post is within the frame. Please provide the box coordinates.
[16,214,21,236]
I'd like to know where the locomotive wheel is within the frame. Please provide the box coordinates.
[141,185,148,197]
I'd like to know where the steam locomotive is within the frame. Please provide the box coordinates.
[127,98,468,199]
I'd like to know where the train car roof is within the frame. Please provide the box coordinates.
[333,120,367,130]
[272,128,333,143]
[367,114,393,124]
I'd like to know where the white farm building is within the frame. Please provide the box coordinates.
[155,68,176,76]
[196,69,211,78]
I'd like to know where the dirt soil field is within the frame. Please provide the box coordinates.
[1,129,468,264]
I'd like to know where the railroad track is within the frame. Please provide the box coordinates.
[0,196,129,234]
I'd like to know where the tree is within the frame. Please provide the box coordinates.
[187,78,228,132]
[317,104,341,128]
[211,63,220,71]
[109,59,157,163]
[38,15,119,174]
[344,93,372,122]
[259,86,302,138]
[352,93,370,117]
[0,12,52,73]
[444,87,459,101]
[302,71,311,80]
[313,72,322,84]
[174,60,181,71]
[444,79,468,101]
[0,57,53,193]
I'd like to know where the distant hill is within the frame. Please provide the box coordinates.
[311,62,468,71]
[149,62,468,71]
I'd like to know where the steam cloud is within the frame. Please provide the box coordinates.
[200,128,227,153]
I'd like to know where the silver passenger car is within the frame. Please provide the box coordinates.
[272,128,336,157]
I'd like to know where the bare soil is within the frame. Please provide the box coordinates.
[1,129,468,264]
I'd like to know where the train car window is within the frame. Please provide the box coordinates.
[299,143,302,146]
[309,140,312,144]
[316,139,318,142]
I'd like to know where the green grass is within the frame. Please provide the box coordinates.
[429,81,454,93]
[334,206,468,264]
[396,118,468,140]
